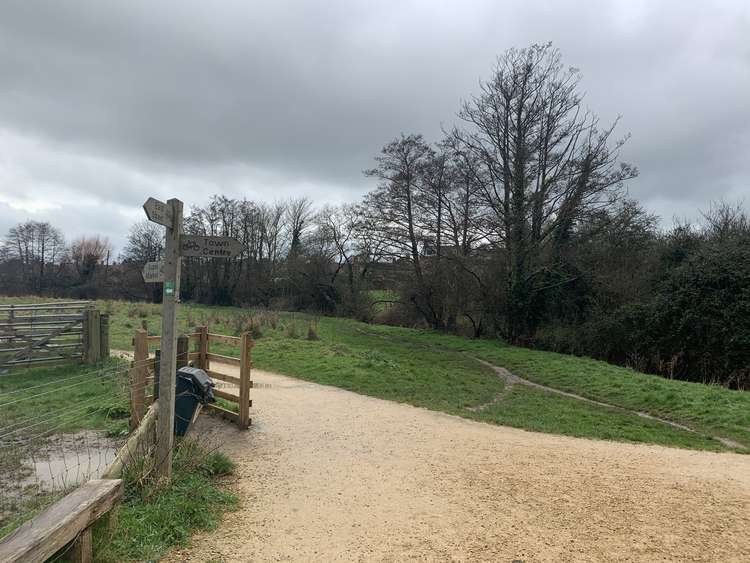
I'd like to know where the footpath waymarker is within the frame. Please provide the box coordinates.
[142,261,164,283]
[180,235,243,258]
[143,197,174,228]
[143,197,182,482]
[142,196,244,482]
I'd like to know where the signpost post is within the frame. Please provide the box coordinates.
[142,196,243,482]
[148,198,183,482]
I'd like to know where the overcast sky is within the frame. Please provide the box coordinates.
[0,0,748,253]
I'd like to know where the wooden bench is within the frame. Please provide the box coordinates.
[0,479,123,563]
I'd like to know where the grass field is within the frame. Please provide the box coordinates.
[2,296,748,453]
[88,297,749,452]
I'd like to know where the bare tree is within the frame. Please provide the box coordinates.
[70,235,112,282]
[315,203,382,316]
[450,43,637,339]
[121,220,164,263]
[364,134,446,326]
[285,197,313,258]
[2,221,65,293]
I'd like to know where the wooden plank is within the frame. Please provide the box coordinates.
[207,333,241,346]
[207,352,240,366]
[99,313,110,359]
[206,402,240,423]
[104,404,158,479]
[69,527,92,563]
[0,343,81,354]
[153,349,161,400]
[214,388,253,406]
[146,335,162,344]
[5,325,83,334]
[0,328,83,335]
[239,332,252,429]
[1,354,83,367]
[83,310,101,364]
[0,301,91,311]
[176,335,189,369]
[130,330,148,431]
[0,333,82,342]
[10,314,84,322]
[206,369,241,387]
[0,479,122,563]
[197,326,209,370]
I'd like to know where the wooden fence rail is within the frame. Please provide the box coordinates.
[0,479,123,563]
[130,326,252,430]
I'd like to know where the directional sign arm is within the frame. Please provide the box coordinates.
[180,235,243,258]
[142,261,165,283]
[143,197,174,228]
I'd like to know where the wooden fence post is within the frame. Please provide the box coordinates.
[153,349,161,400]
[99,313,110,359]
[69,527,93,563]
[176,335,189,370]
[198,326,209,370]
[239,332,253,429]
[83,310,101,364]
[130,329,148,430]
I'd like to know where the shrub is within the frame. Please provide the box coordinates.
[200,451,235,476]
[306,320,319,341]
[285,322,299,339]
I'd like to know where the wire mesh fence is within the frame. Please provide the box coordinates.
[0,356,153,536]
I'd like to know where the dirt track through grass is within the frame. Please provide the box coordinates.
[166,365,750,562]
[475,359,747,450]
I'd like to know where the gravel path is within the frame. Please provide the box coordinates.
[165,366,750,562]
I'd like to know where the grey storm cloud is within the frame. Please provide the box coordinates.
[0,0,749,251]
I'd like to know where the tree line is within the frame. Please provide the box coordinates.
[1,44,748,388]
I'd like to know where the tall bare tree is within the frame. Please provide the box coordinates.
[2,221,65,292]
[121,220,164,263]
[70,235,111,283]
[450,43,637,339]
[285,197,313,258]
[364,134,446,326]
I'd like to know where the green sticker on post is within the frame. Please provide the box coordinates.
[165,281,175,295]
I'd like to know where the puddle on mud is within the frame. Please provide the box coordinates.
[5,430,119,494]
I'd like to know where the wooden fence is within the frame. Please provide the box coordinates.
[0,301,110,370]
[129,326,253,430]
[0,479,122,563]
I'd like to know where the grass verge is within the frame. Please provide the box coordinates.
[93,438,238,562]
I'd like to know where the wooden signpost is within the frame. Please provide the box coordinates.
[142,196,242,481]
